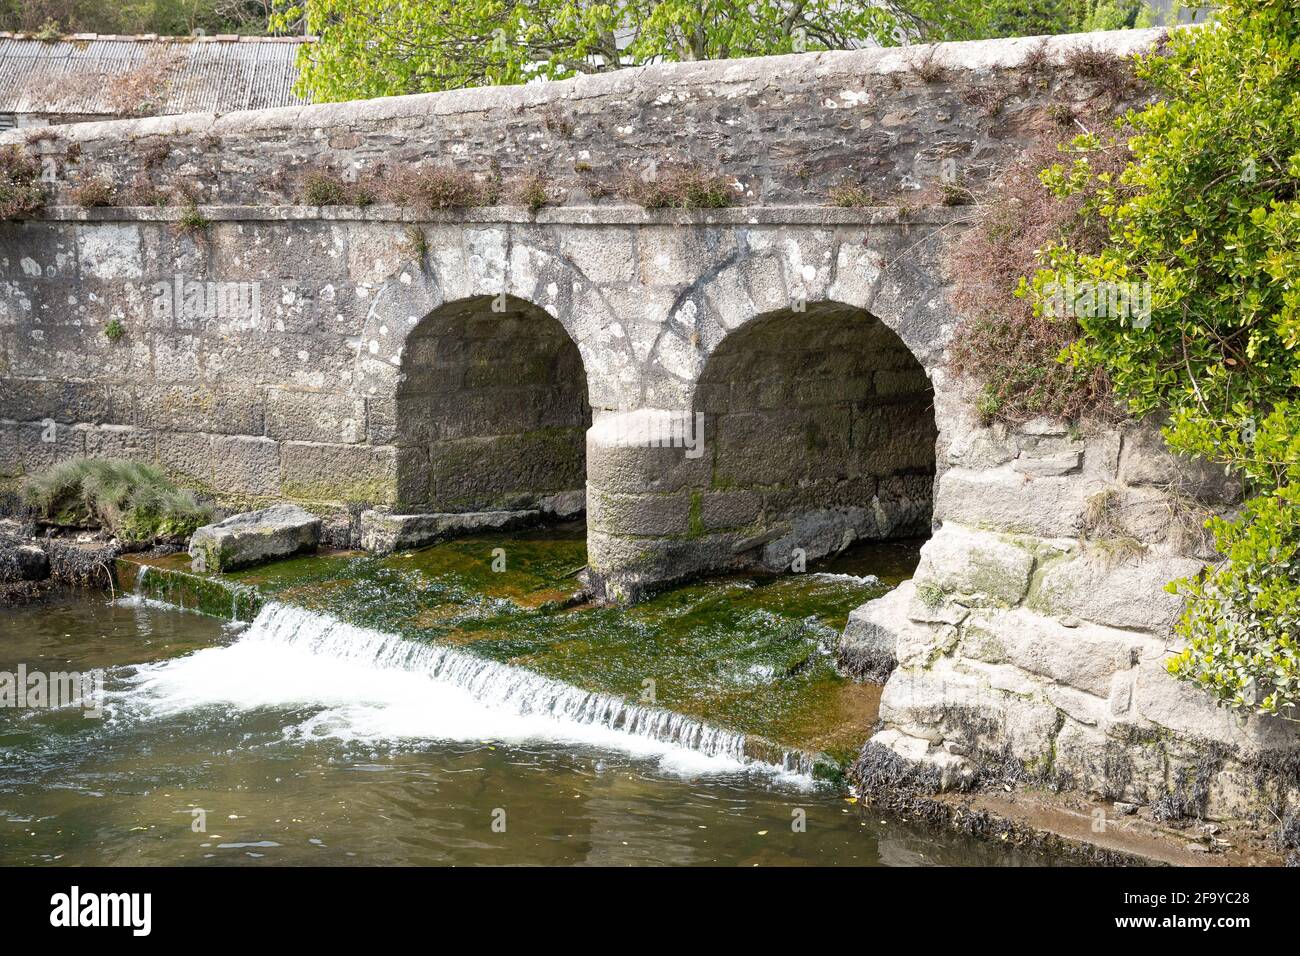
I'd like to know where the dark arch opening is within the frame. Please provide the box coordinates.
[694,301,936,570]
[395,294,590,515]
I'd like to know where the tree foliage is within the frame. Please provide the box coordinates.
[271,0,1073,101]
[1027,1,1300,718]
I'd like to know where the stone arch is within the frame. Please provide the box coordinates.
[640,230,952,410]
[394,293,591,516]
[691,299,937,571]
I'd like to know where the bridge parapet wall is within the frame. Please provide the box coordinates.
[2,30,1163,210]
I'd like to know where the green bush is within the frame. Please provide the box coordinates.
[1028,1,1300,719]
[22,458,213,544]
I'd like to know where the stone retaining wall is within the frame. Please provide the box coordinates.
[843,397,1300,822]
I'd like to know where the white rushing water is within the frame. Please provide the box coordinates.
[115,600,811,781]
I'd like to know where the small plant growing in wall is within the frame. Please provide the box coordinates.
[399,224,429,266]
[140,139,171,168]
[175,202,211,235]
[542,105,574,138]
[299,168,376,206]
[71,172,117,208]
[126,174,171,208]
[617,165,734,210]
[828,181,876,208]
[908,46,947,84]
[938,182,974,207]
[508,172,551,214]
[915,582,946,610]
[1063,43,1143,104]
[380,165,499,210]
[103,318,125,343]
[0,145,47,220]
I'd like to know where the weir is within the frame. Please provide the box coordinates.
[114,530,905,778]
[214,602,763,769]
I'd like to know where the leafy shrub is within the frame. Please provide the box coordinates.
[22,458,212,544]
[1167,460,1299,718]
[103,318,125,342]
[617,166,734,209]
[0,145,46,220]
[1027,1,1300,718]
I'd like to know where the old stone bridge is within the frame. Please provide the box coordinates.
[2,27,1297,816]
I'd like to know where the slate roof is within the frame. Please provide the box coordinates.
[0,33,311,117]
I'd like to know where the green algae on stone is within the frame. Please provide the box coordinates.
[116,554,264,620]
[119,528,919,775]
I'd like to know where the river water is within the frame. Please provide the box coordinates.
[0,545,1051,867]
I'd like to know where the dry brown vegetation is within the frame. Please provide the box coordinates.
[1064,44,1148,106]
[102,51,183,117]
[617,165,734,209]
[506,171,552,213]
[125,174,170,207]
[377,165,498,209]
[298,168,377,206]
[0,145,46,220]
[827,182,877,208]
[70,172,116,208]
[908,46,947,83]
[945,129,1129,425]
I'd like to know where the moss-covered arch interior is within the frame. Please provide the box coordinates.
[395,294,591,514]
[694,300,936,569]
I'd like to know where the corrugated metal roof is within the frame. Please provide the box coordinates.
[0,34,311,116]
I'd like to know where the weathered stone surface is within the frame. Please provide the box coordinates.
[1012,450,1082,476]
[1030,551,1204,633]
[189,504,321,573]
[879,658,1060,765]
[537,490,586,519]
[912,523,1035,608]
[587,489,693,538]
[961,607,1160,698]
[211,435,281,498]
[837,581,920,682]
[0,535,49,582]
[280,442,396,504]
[759,508,871,571]
[868,727,974,792]
[358,508,542,553]
[1118,419,1240,503]
[934,466,1097,537]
